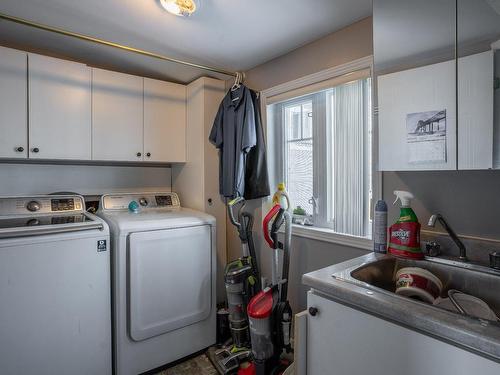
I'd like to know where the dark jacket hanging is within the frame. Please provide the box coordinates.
[244,90,270,200]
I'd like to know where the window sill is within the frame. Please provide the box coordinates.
[288,224,373,250]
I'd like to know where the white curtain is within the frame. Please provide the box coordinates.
[332,80,368,237]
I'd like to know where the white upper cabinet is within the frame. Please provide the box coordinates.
[457,51,494,170]
[28,53,92,160]
[144,78,186,163]
[92,68,144,161]
[374,0,457,172]
[378,60,457,171]
[0,46,27,159]
[375,0,500,171]
[457,0,500,170]
[1,48,186,163]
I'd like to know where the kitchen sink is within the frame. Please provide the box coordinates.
[344,255,500,318]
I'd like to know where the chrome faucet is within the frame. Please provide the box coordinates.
[428,214,467,262]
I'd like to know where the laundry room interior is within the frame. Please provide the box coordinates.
[1,1,500,374]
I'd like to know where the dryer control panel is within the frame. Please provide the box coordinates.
[101,192,180,210]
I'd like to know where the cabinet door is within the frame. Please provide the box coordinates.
[377,61,456,171]
[28,53,91,160]
[457,0,500,170]
[375,0,456,171]
[307,291,499,375]
[457,51,494,169]
[144,78,186,162]
[92,68,143,161]
[0,47,27,158]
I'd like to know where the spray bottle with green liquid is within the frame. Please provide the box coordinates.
[388,190,424,259]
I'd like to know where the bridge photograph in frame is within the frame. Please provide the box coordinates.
[406,109,447,164]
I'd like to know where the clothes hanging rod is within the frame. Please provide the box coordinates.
[0,12,240,78]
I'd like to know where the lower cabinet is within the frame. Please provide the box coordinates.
[305,291,499,375]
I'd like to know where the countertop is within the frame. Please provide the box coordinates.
[302,253,500,363]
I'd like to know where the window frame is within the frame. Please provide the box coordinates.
[260,56,379,250]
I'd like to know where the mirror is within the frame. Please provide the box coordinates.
[374,0,457,171]
[457,0,500,169]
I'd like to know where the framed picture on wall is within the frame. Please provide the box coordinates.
[406,109,447,164]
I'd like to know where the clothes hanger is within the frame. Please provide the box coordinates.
[231,72,243,102]
[231,72,242,92]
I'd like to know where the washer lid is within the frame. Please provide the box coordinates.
[97,207,215,234]
[0,195,106,238]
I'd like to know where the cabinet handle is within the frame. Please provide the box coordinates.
[308,307,319,316]
[136,152,142,157]
[16,146,24,152]
[146,152,151,157]
[32,147,39,153]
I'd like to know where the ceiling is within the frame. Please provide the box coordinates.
[0,0,372,83]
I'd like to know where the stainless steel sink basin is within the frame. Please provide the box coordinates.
[343,255,500,318]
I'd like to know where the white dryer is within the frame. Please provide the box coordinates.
[97,192,216,375]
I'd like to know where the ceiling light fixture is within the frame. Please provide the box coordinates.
[160,0,198,17]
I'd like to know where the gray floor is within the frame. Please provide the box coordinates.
[155,354,217,375]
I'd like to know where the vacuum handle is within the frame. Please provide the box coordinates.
[270,208,285,249]
[263,204,281,248]
[227,197,244,228]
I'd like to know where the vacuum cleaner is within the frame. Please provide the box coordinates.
[247,184,293,375]
[212,197,261,374]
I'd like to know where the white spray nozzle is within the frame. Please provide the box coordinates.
[393,190,414,207]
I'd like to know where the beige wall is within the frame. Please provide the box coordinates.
[225,17,374,300]
[244,17,373,91]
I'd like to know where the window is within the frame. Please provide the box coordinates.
[266,70,373,240]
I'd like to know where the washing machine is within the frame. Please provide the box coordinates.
[97,192,216,375]
[0,194,112,375]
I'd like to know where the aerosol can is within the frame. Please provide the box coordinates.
[373,199,388,253]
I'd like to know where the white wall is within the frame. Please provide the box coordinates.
[172,77,228,302]
[0,163,171,196]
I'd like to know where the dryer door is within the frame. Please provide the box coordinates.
[128,225,212,341]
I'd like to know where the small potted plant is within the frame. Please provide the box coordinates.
[292,206,308,225]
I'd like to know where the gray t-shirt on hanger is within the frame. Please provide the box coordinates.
[209,85,256,198]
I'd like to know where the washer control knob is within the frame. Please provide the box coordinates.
[139,198,148,207]
[26,201,41,212]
